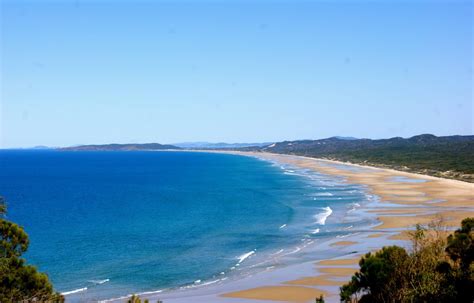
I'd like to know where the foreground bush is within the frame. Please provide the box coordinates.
[340,217,474,303]
[127,294,163,303]
[0,196,64,303]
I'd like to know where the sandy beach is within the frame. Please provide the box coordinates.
[134,151,474,303]
[214,152,474,302]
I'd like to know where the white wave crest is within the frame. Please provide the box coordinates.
[314,207,333,225]
[348,202,361,212]
[287,247,301,254]
[62,287,88,296]
[315,192,333,196]
[237,250,255,264]
[270,249,284,256]
[138,289,164,296]
[88,279,109,285]
[311,228,320,234]
[199,279,221,286]
[279,224,287,229]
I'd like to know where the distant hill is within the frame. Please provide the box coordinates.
[332,136,359,141]
[243,134,474,182]
[31,145,55,150]
[173,142,273,149]
[61,143,180,151]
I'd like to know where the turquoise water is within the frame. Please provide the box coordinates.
[0,151,370,301]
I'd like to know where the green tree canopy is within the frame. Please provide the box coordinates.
[0,197,64,303]
[340,218,474,303]
[340,246,409,303]
[443,217,474,302]
[446,217,474,270]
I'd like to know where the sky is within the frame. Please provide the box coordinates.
[1,0,472,148]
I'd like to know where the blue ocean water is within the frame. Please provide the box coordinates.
[0,151,372,301]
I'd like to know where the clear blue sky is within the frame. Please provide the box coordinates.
[1,0,472,148]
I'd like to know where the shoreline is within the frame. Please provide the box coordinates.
[218,151,473,302]
[101,151,381,303]
[156,151,474,302]
[204,150,473,186]
[103,150,473,303]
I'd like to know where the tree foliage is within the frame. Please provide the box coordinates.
[0,196,6,216]
[340,218,474,303]
[340,246,409,303]
[0,197,64,303]
[126,294,163,303]
[442,218,474,302]
[127,294,149,303]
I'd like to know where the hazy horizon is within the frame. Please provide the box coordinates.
[1,132,472,150]
[2,0,472,148]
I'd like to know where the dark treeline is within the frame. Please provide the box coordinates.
[244,134,474,182]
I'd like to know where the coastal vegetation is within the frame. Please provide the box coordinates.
[248,134,474,182]
[127,294,163,303]
[0,196,63,303]
[127,294,149,303]
[340,217,474,303]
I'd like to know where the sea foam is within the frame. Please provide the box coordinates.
[88,279,110,285]
[62,287,88,296]
[314,207,333,225]
[237,250,255,264]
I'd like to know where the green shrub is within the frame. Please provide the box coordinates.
[0,197,63,303]
[340,218,474,303]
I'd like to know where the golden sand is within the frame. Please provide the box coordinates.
[317,258,359,266]
[374,215,435,229]
[221,286,327,302]
[319,267,357,276]
[389,232,411,241]
[367,208,431,215]
[330,241,358,246]
[367,233,385,238]
[285,276,345,286]
[375,210,474,229]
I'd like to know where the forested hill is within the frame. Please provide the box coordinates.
[246,134,474,182]
[60,143,180,151]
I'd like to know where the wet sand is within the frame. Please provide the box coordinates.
[330,241,358,246]
[216,152,474,303]
[316,258,359,266]
[367,233,385,238]
[222,286,327,302]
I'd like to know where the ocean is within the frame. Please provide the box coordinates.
[0,150,374,301]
